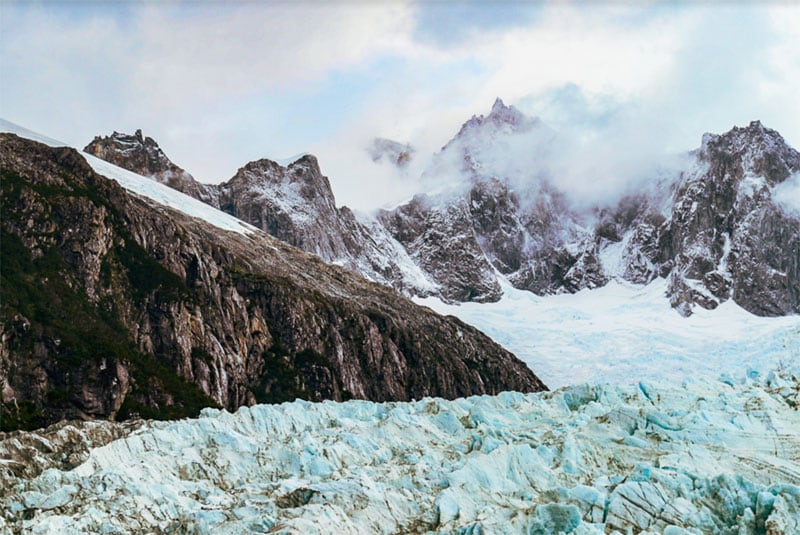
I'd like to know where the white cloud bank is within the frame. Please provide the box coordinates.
[1,1,798,211]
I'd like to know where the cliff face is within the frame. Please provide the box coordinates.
[661,121,800,316]
[0,134,546,431]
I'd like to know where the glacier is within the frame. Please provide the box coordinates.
[2,370,799,533]
[416,278,800,389]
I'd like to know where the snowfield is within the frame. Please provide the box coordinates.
[2,371,800,534]
[416,278,800,389]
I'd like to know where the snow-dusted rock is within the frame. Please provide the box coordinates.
[84,129,220,207]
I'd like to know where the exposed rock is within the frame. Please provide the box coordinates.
[84,130,219,207]
[83,110,800,317]
[0,134,546,431]
[661,121,800,315]
[380,195,502,302]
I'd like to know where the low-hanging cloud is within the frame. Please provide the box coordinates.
[1,1,797,211]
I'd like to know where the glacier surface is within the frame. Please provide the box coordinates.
[416,278,800,389]
[2,371,800,534]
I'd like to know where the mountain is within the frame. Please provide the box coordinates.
[82,104,800,317]
[0,130,546,431]
[85,132,440,298]
[662,121,800,315]
[380,102,800,316]
[85,129,220,207]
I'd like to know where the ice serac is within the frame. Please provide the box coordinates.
[2,370,799,533]
[661,121,800,316]
[0,133,546,431]
[84,130,220,207]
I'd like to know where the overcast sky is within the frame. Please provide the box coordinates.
[2,1,798,210]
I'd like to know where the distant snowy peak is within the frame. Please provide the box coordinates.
[368,138,415,168]
[454,97,537,138]
[663,121,800,316]
[85,129,220,207]
[698,120,800,186]
[427,98,552,192]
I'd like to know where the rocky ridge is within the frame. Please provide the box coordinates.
[379,103,800,316]
[84,104,800,316]
[85,130,219,207]
[86,133,440,298]
[0,133,546,431]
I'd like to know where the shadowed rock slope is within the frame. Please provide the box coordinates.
[0,134,545,431]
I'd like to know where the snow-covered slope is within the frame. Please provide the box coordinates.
[2,370,799,533]
[417,278,800,389]
[0,119,257,236]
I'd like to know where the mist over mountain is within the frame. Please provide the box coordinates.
[82,100,799,317]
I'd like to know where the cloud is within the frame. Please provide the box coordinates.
[1,1,798,212]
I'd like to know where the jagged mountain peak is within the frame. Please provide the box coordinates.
[697,120,800,186]
[450,98,539,145]
[84,129,220,207]
[487,97,529,127]
[231,154,327,195]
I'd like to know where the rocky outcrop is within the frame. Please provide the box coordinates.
[84,130,219,207]
[0,134,546,431]
[380,195,502,302]
[661,121,800,315]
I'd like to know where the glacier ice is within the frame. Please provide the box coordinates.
[416,277,800,389]
[2,370,800,534]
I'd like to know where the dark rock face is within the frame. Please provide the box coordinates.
[84,130,219,207]
[0,134,546,431]
[380,196,502,302]
[661,121,800,316]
